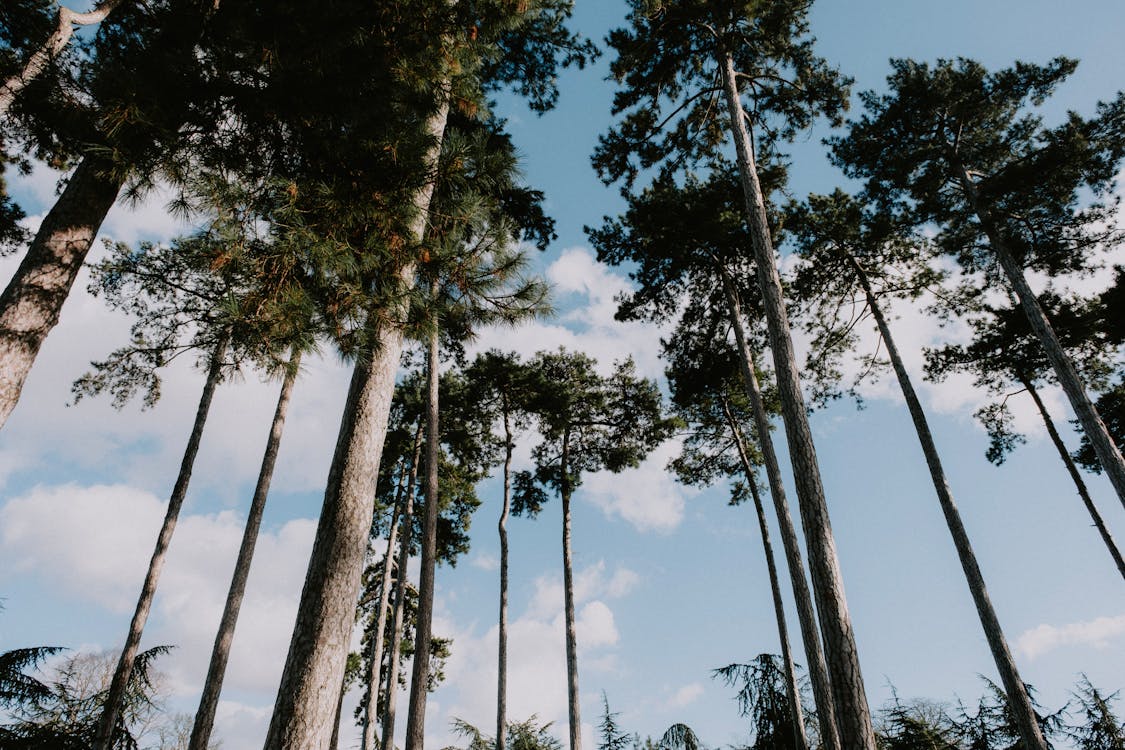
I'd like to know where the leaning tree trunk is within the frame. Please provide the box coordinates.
[95,334,229,750]
[329,667,348,749]
[851,256,1048,750]
[497,401,513,750]
[718,51,876,750]
[363,424,422,750]
[0,0,125,115]
[953,161,1125,507]
[381,444,419,750]
[404,313,441,750]
[723,398,809,750]
[719,268,841,750]
[0,157,121,430]
[263,91,449,750]
[188,351,301,750]
[1019,375,1125,581]
[560,428,582,750]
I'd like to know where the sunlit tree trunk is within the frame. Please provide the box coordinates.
[561,427,582,750]
[719,51,876,750]
[497,400,513,750]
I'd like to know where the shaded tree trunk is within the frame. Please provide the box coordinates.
[405,314,441,750]
[95,333,230,750]
[561,427,582,750]
[1019,375,1125,581]
[722,397,809,750]
[719,52,876,750]
[719,269,841,750]
[0,157,121,430]
[851,255,1048,750]
[0,0,125,115]
[263,93,449,750]
[953,160,1125,507]
[189,352,300,750]
[497,401,513,750]
[330,667,347,749]
[381,425,421,750]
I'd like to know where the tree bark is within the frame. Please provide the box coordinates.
[330,667,347,750]
[263,91,449,750]
[95,333,229,750]
[381,426,421,750]
[404,314,441,750]
[0,157,121,430]
[718,52,876,750]
[718,269,841,750]
[0,0,125,116]
[722,398,809,750]
[561,427,582,750]
[1019,376,1125,581]
[851,256,1048,750]
[189,352,300,750]
[953,161,1125,508]
[497,400,513,750]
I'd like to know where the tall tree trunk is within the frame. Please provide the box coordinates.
[718,52,876,750]
[382,426,421,750]
[189,352,301,750]
[363,425,421,750]
[1019,376,1125,581]
[330,667,347,750]
[95,333,230,750]
[0,157,121,430]
[850,256,1048,750]
[0,0,125,115]
[404,314,441,750]
[263,92,449,750]
[722,398,809,750]
[953,161,1125,507]
[561,428,582,750]
[718,268,841,750]
[497,401,513,750]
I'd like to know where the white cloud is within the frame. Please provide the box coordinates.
[666,682,704,709]
[1015,613,1125,660]
[471,553,501,571]
[581,440,696,534]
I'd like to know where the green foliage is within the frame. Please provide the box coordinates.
[598,693,633,750]
[0,646,63,707]
[447,715,563,750]
[713,654,809,750]
[1066,676,1125,750]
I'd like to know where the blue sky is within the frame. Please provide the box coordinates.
[1,2,1124,749]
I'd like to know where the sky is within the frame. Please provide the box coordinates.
[2,2,1125,749]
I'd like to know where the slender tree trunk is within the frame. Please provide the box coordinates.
[1019,376,1125,581]
[363,427,421,750]
[953,161,1125,507]
[0,157,121,430]
[497,401,513,750]
[850,257,1048,750]
[722,398,809,750]
[718,52,876,750]
[189,352,301,750]
[0,0,125,116]
[95,334,230,750]
[405,315,441,750]
[560,428,582,750]
[382,426,421,750]
[718,269,841,750]
[330,667,347,750]
[263,91,449,750]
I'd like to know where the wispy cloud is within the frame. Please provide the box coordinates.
[1015,613,1125,660]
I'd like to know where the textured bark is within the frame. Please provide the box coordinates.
[381,429,421,750]
[561,429,582,750]
[497,403,513,750]
[362,426,421,750]
[0,157,121,430]
[953,162,1125,507]
[189,353,300,750]
[330,669,347,750]
[0,0,125,115]
[1020,377,1125,581]
[852,257,1048,750]
[719,270,841,750]
[719,52,876,750]
[723,398,809,750]
[95,335,229,750]
[404,318,441,750]
[263,93,449,750]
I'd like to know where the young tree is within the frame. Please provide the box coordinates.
[714,654,812,750]
[1067,677,1125,750]
[831,56,1125,506]
[514,349,676,750]
[596,3,874,743]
